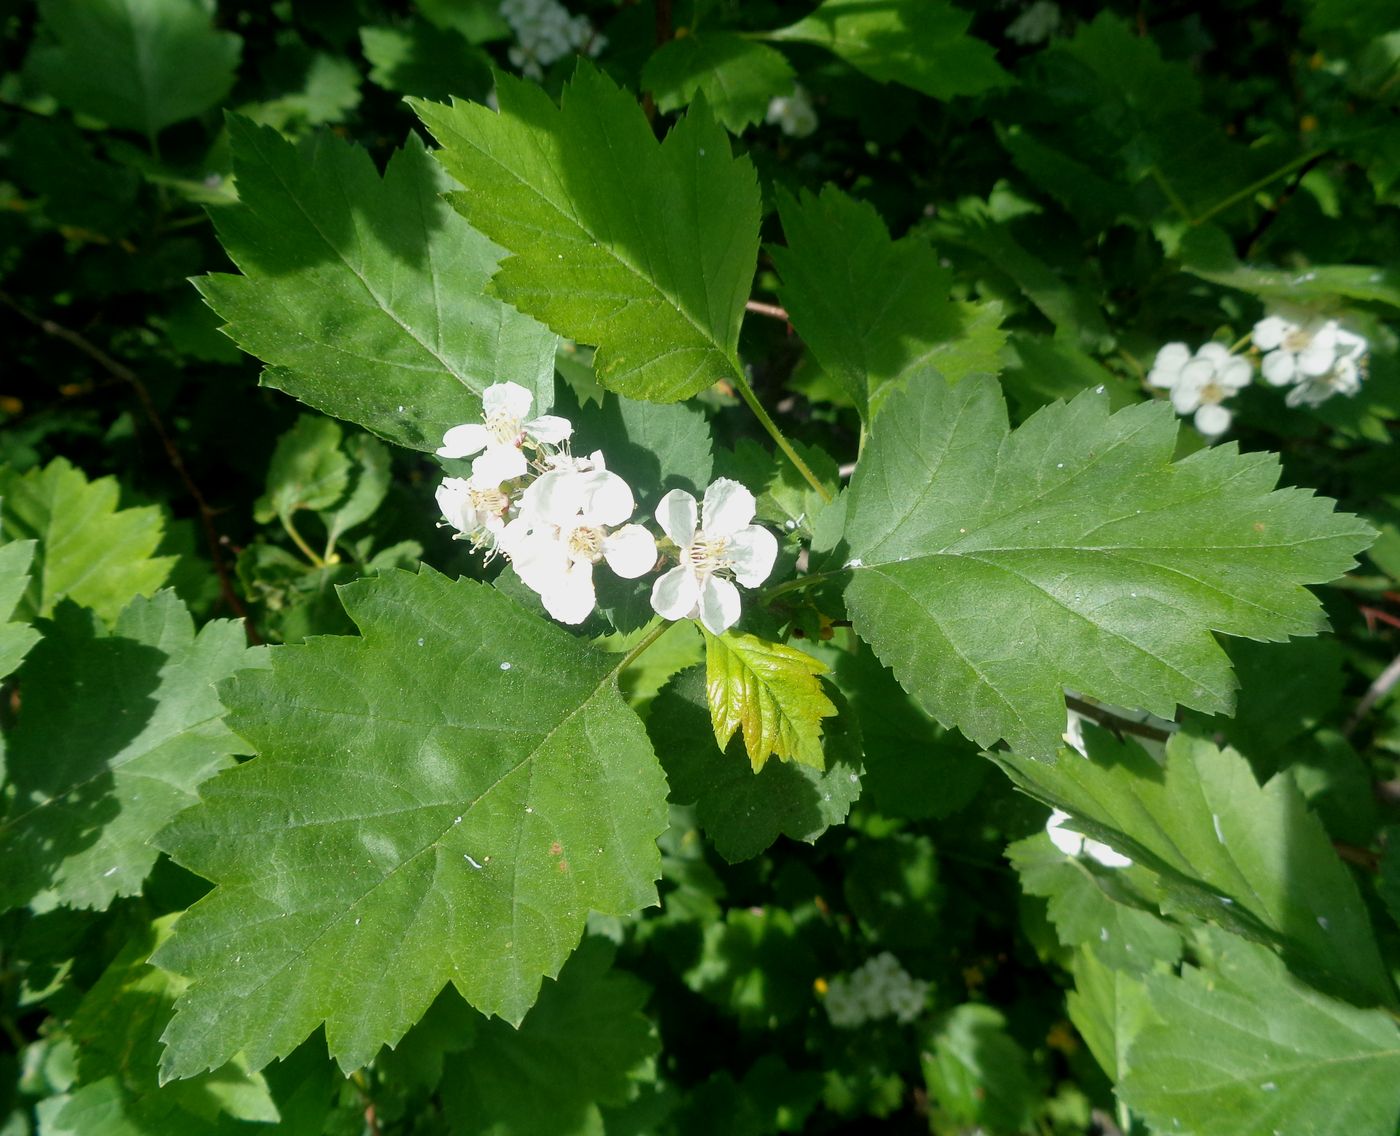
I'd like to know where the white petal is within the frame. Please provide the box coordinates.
[602,525,657,579]
[1194,342,1228,365]
[1333,328,1367,358]
[1285,381,1315,408]
[435,478,472,529]
[701,478,756,537]
[1251,316,1291,351]
[483,380,533,420]
[727,525,778,588]
[655,489,698,546]
[1151,342,1191,373]
[526,414,573,444]
[698,575,742,635]
[1218,356,1253,390]
[1146,367,1177,390]
[1045,810,1086,857]
[1298,342,1335,377]
[470,444,528,487]
[1083,839,1133,869]
[1261,351,1296,386]
[437,423,489,459]
[1194,402,1231,436]
[1170,383,1202,414]
[1332,358,1362,396]
[511,533,569,594]
[527,469,587,524]
[651,566,700,622]
[540,563,597,625]
[582,470,635,527]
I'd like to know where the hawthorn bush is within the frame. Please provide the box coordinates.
[2,1,1399,1133]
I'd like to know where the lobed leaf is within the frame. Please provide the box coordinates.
[0,457,174,624]
[198,116,557,452]
[642,33,795,133]
[152,568,669,1079]
[702,629,836,772]
[413,63,761,403]
[0,541,41,680]
[841,374,1375,758]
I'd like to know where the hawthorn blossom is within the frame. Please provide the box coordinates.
[435,476,512,546]
[766,86,818,138]
[1045,809,1132,869]
[650,479,778,635]
[437,381,572,487]
[500,0,604,79]
[1151,342,1251,437]
[502,462,655,625]
[1253,313,1368,405]
[824,953,929,1028]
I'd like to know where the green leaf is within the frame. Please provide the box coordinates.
[584,393,715,503]
[702,628,836,772]
[0,457,174,624]
[197,116,557,453]
[767,0,1009,101]
[152,568,669,1078]
[413,63,761,403]
[321,434,392,551]
[843,833,943,949]
[361,20,492,101]
[441,938,658,1136]
[0,591,262,913]
[684,907,818,1029]
[0,541,40,680]
[254,416,351,526]
[840,375,1374,758]
[994,732,1395,1008]
[771,187,1004,418]
[642,34,795,133]
[25,0,241,136]
[921,1004,1037,1134]
[1120,931,1400,1136]
[1007,833,1182,973]
[1065,948,1153,1083]
[650,666,861,862]
[46,917,278,1135]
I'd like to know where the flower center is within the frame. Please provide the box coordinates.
[1200,379,1224,404]
[1283,327,1313,353]
[485,412,524,447]
[567,524,605,562]
[687,533,732,575]
[469,487,509,518]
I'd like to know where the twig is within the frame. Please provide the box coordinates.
[746,299,791,322]
[0,290,258,639]
[1343,649,1400,738]
[1241,150,1331,258]
[1065,695,1174,743]
[1333,841,1380,872]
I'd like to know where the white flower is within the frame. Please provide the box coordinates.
[500,0,602,78]
[1166,342,1252,437]
[502,462,655,625]
[650,479,778,635]
[765,86,818,138]
[437,381,572,487]
[1006,0,1062,44]
[1146,341,1191,390]
[435,476,512,545]
[1253,313,1369,406]
[1285,351,1366,407]
[824,953,928,1029]
[1046,809,1132,869]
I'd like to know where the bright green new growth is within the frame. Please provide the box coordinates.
[841,375,1375,758]
[413,63,762,403]
[0,591,261,913]
[702,628,835,772]
[153,568,669,1079]
[197,116,557,453]
[0,457,174,624]
[24,0,241,138]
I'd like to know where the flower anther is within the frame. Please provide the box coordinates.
[436,381,573,487]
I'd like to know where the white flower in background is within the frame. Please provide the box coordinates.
[500,0,603,79]
[650,479,778,635]
[437,381,572,487]
[1006,0,1062,44]
[435,476,512,546]
[1158,342,1252,437]
[502,461,655,624]
[765,85,818,138]
[1253,313,1369,406]
[824,953,929,1029]
[1045,809,1133,869]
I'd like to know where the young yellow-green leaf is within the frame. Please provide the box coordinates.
[767,0,1009,101]
[197,116,557,453]
[0,541,41,679]
[0,458,174,624]
[771,187,1004,418]
[642,33,795,133]
[995,732,1395,1008]
[441,938,658,1136]
[253,416,351,526]
[841,375,1375,759]
[152,568,669,1079]
[412,63,761,403]
[702,629,835,772]
[45,917,278,1135]
[921,1005,1036,1134]
[24,0,241,137]
[0,591,262,913]
[1121,931,1400,1136]
[650,666,861,862]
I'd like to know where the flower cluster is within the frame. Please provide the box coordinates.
[436,383,777,632]
[765,85,818,138]
[824,953,929,1028]
[499,0,603,79]
[1148,311,1369,438]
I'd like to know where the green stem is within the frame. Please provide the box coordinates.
[281,512,325,568]
[1227,330,1254,355]
[731,373,833,503]
[760,568,842,605]
[1148,166,1193,224]
[1191,148,1329,228]
[612,620,671,675]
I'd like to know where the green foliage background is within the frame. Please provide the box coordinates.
[2,1,1400,1134]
